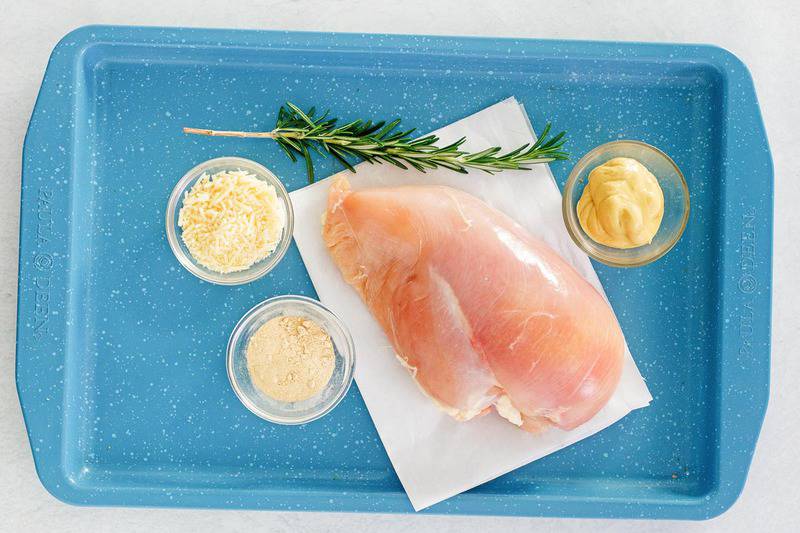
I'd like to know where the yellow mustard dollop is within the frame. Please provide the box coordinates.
[577,157,664,249]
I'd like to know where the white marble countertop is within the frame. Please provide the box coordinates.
[2,1,796,531]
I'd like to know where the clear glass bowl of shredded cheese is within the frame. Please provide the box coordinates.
[227,295,356,425]
[166,156,294,285]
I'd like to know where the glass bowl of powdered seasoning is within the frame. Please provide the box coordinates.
[227,295,356,424]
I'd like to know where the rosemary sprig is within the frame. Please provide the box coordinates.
[183,102,568,183]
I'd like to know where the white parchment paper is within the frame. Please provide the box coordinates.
[289,98,652,511]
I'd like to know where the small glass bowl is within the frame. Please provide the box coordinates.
[165,156,294,285]
[562,140,690,267]
[227,295,356,425]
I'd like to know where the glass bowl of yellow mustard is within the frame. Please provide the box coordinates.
[227,295,356,425]
[562,140,690,267]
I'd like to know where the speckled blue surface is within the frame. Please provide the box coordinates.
[17,26,772,519]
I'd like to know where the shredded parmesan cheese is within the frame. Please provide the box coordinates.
[178,170,285,273]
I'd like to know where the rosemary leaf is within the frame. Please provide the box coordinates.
[299,143,314,182]
[276,139,297,163]
[328,147,356,172]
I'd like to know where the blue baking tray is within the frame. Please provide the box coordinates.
[17,25,772,519]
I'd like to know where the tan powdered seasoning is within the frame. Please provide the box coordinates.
[246,315,335,402]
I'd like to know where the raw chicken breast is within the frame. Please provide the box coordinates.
[323,177,624,432]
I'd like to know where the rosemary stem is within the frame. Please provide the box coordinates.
[182,127,279,139]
